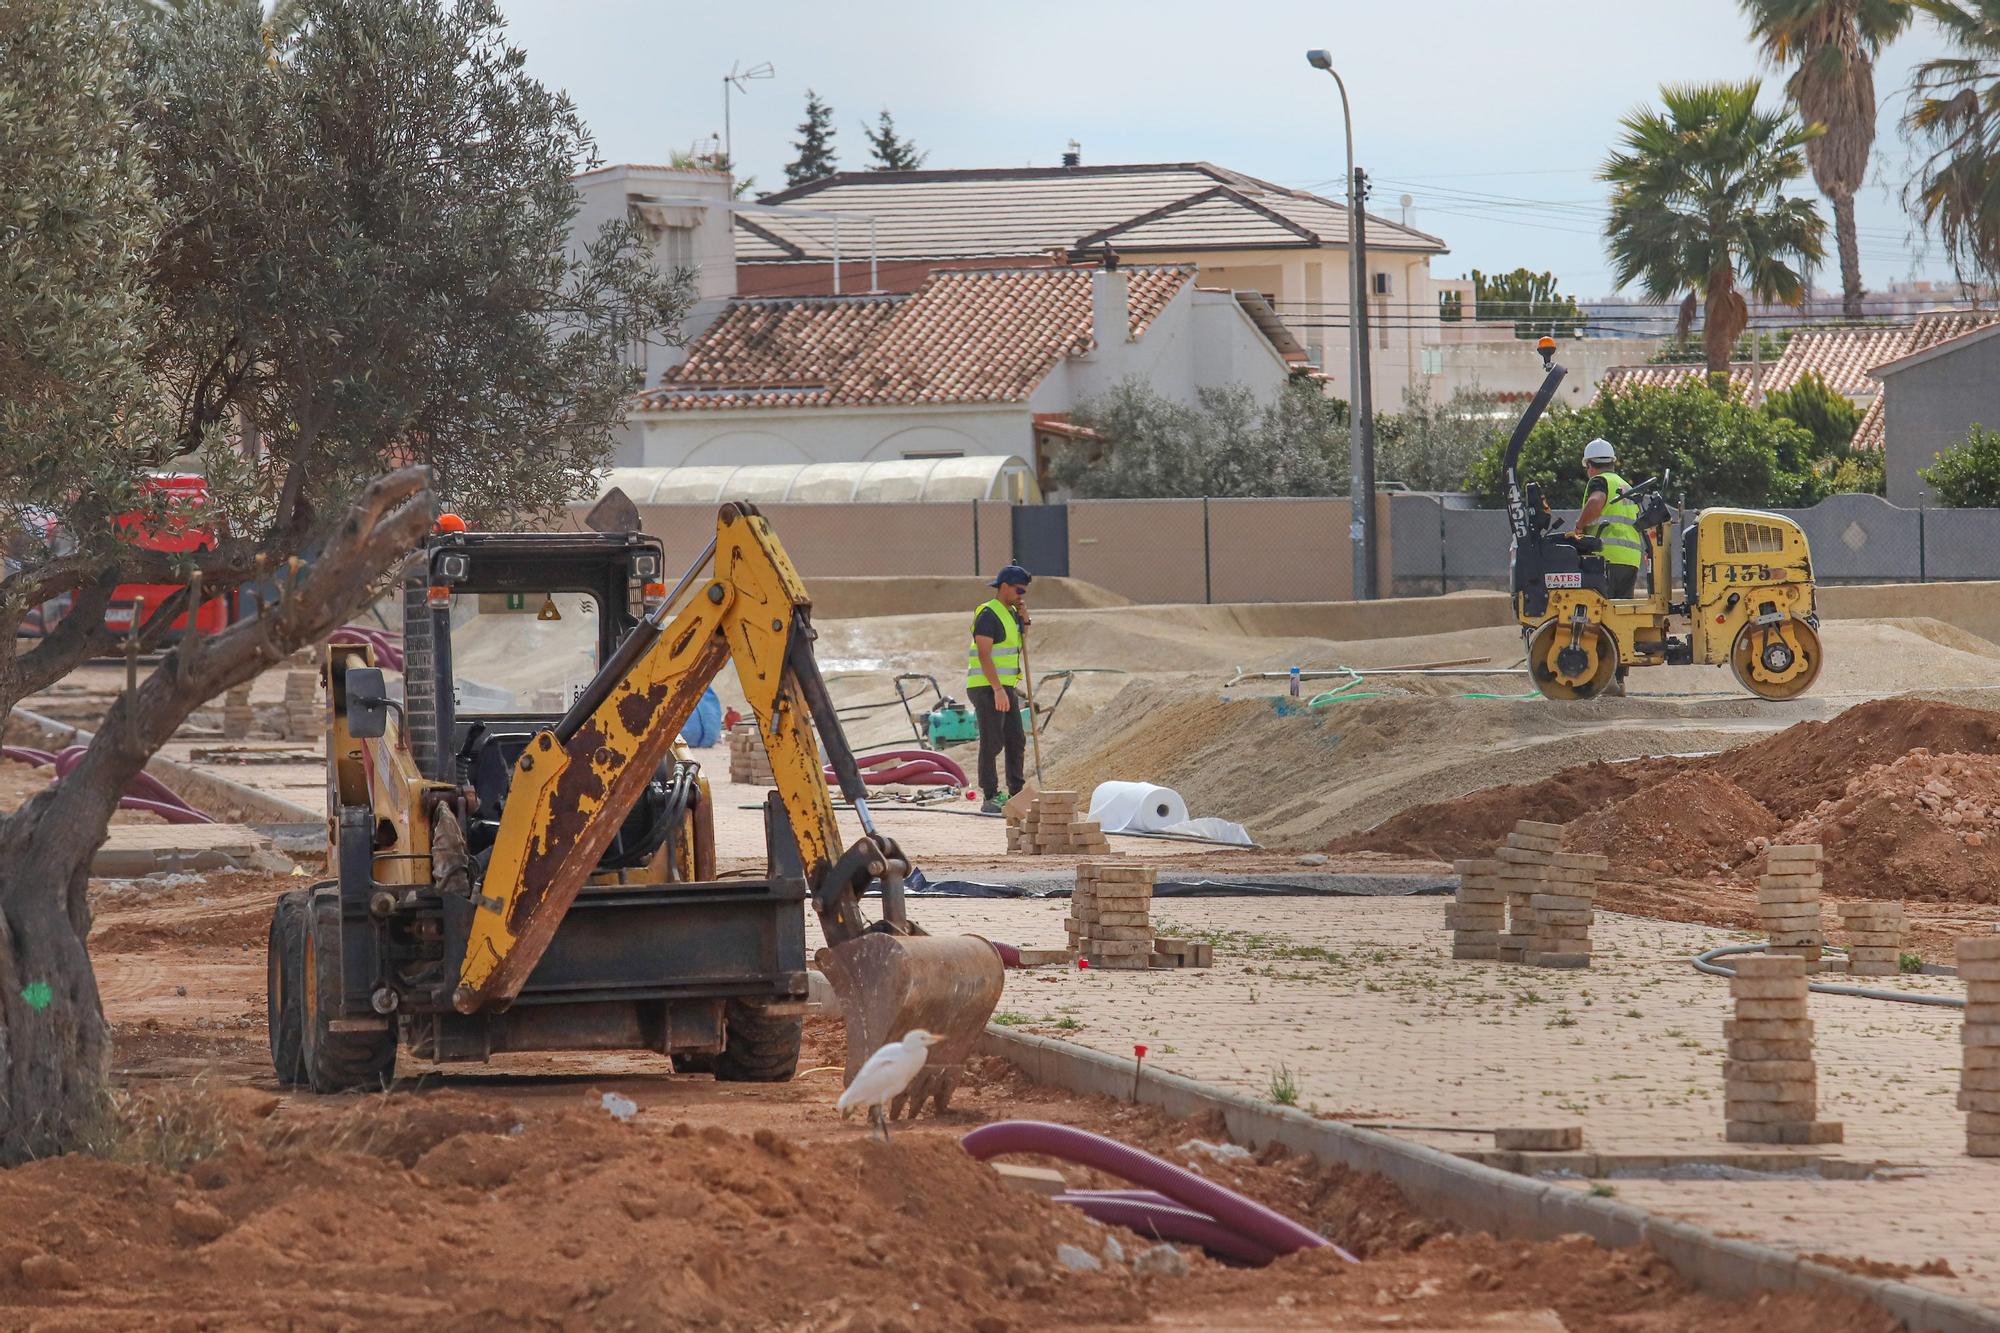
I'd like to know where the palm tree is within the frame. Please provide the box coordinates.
[1601,81,1828,375]
[1906,0,2000,287]
[1741,0,1913,319]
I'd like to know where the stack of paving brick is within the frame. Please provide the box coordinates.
[1493,820,1563,964]
[727,721,776,785]
[1149,936,1213,969]
[1007,790,1111,857]
[282,670,318,741]
[1758,845,1825,968]
[1958,935,2000,1157]
[221,683,254,739]
[1722,954,1842,1144]
[1528,851,1607,969]
[1067,862,1153,968]
[1837,900,1906,977]
[1448,859,1506,960]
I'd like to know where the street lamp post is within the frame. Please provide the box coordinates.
[1305,49,1371,601]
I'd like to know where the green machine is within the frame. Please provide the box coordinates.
[896,672,1072,748]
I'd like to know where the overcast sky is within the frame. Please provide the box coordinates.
[499,0,1960,298]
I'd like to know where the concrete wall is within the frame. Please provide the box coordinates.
[624,404,1029,470]
[571,492,2000,607]
[1428,336,1667,408]
[1881,331,2000,507]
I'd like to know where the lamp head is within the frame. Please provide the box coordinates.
[1306,49,1333,70]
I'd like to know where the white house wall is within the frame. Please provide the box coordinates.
[627,404,1030,469]
[1031,281,1291,413]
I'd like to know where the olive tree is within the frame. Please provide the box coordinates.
[0,0,686,1160]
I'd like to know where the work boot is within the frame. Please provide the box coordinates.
[1606,673,1627,698]
[979,796,1003,815]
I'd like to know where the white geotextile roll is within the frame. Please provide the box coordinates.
[1088,781,1190,833]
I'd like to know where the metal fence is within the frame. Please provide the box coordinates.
[582,493,1989,605]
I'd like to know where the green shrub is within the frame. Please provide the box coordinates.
[1920,425,2000,508]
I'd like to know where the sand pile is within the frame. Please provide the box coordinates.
[1334,697,2000,904]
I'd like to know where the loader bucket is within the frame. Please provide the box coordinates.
[818,931,1005,1118]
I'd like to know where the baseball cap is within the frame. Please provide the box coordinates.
[989,564,1032,588]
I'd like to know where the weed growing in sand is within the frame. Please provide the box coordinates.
[1590,1183,1617,1198]
[992,1011,1031,1026]
[71,1074,236,1171]
[1054,1016,1082,1031]
[1901,952,1924,974]
[1267,1064,1300,1106]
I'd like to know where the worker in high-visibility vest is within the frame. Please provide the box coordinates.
[1575,437,1644,600]
[967,564,1031,814]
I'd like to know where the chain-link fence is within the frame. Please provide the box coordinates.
[575,493,1990,605]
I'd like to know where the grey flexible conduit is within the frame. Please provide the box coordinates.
[1693,941,1965,1010]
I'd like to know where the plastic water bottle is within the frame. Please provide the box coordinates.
[1288,666,1301,699]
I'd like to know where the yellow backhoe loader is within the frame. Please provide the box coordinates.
[267,501,1003,1114]
[1505,339,1824,702]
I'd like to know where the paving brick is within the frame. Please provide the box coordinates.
[1723,1018,1814,1041]
[1956,936,2000,964]
[1731,956,1808,979]
[1729,978,1808,1001]
[1732,999,1811,1022]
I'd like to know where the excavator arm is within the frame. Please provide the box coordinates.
[453,502,1000,1113]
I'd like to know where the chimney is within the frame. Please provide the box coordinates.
[1062,139,1081,168]
[1091,263,1129,352]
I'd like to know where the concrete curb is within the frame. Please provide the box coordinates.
[6,707,321,826]
[980,1026,2000,1333]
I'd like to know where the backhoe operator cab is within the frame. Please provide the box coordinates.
[273,505,1004,1110]
[278,529,803,1092]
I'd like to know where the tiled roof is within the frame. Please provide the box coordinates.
[1597,363,1753,396]
[667,295,902,389]
[736,163,1447,264]
[636,265,1195,412]
[1762,325,1914,396]
[1872,312,2000,378]
[1765,311,2000,396]
[1851,394,1885,453]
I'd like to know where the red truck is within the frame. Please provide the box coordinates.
[25,475,235,640]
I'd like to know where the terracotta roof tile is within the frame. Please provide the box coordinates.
[1762,312,2000,396]
[634,265,1195,412]
[1851,394,1885,453]
[1597,363,1753,396]
[666,295,902,389]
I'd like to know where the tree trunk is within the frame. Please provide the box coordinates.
[0,466,430,1163]
[1832,190,1864,322]
[0,790,110,1162]
[1703,270,1749,379]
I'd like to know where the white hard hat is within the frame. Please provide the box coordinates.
[1583,438,1617,465]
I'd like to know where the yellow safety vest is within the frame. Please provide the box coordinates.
[1587,471,1644,569]
[966,599,1022,689]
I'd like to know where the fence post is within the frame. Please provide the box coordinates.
[971,499,981,575]
[1438,498,1448,596]
[1202,497,1212,605]
[1919,505,1926,583]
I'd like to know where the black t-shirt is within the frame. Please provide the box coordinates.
[1586,475,1610,500]
[973,605,1010,642]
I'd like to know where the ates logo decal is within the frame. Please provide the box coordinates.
[1543,572,1583,589]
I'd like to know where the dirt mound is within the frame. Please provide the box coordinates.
[0,1079,1898,1331]
[1325,760,1664,863]
[1774,749,2000,903]
[1712,697,2000,822]
[1333,696,2000,904]
[1567,770,1779,876]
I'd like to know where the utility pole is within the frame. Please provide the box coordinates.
[1306,49,1369,604]
[1353,165,1379,598]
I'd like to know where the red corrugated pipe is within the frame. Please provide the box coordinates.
[961,1120,1353,1266]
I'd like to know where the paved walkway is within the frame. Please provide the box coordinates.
[809,895,2000,1312]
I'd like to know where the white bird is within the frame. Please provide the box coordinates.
[837,1029,942,1141]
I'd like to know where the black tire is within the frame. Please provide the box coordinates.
[266,890,311,1086]
[712,999,802,1083]
[300,891,397,1093]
